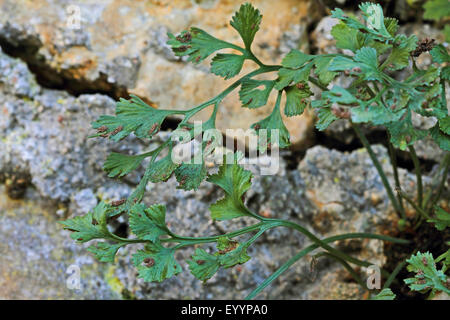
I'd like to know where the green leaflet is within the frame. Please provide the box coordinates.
[313,56,339,85]
[329,47,386,82]
[207,161,253,221]
[188,240,251,281]
[129,203,170,242]
[280,50,313,68]
[430,124,450,151]
[407,66,440,87]
[59,202,111,243]
[132,243,182,282]
[442,66,450,81]
[147,154,180,183]
[284,84,312,117]
[87,242,125,263]
[230,3,262,49]
[107,160,165,218]
[404,251,449,295]
[372,288,396,300]
[429,45,450,79]
[330,23,364,53]
[211,53,245,79]
[439,116,450,135]
[251,92,290,151]
[430,44,450,64]
[167,28,230,64]
[384,17,399,36]
[351,102,406,125]
[331,8,368,33]
[217,236,238,251]
[188,248,221,281]
[359,2,393,39]
[323,86,358,105]
[91,95,175,141]
[386,111,428,150]
[427,206,450,231]
[384,35,417,71]
[174,162,208,191]
[331,3,393,41]
[315,108,338,131]
[218,243,251,268]
[103,152,149,178]
[275,62,313,90]
[239,79,275,109]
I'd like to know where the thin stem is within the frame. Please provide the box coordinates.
[396,189,430,219]
[317,252,367,289]
[408,145,423,208]
[383,260,407,290]
[272,219,393,268]
[441,78,447,110]
[423,153,450,210]
[363,83,377,98]
[387,139,405,217]
[352,123,404,218]
[182,65,280,123]
[245,232,409,300]
[308,76,328,91]
[167,222,267,243]
[429,153,450,209]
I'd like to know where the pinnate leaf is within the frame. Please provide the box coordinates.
[207,161,253,221]
[132,243,182,282]
[92,95,174,141]
[129,203,170,242]
[103,152,148,178]
[87,242,124,263]
[59,202,111,243]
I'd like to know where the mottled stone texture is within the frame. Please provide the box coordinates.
[0,1,448,300]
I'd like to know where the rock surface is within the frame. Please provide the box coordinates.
[0,1,448,301]
[0,186,120,299]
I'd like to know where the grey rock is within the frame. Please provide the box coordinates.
[0,186,119,299]
[72,188,98,217]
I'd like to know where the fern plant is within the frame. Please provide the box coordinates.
[61,3,449,299]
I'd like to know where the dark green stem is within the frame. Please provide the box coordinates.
[423,153,450,210]
[397,189,430,219]
[408,145,423,208]
[317,252,367,289]
[383,260,406,289]
[352,123,404,218]
[387,139,405,217]
[245,232,408,300]
[429,153,450,210]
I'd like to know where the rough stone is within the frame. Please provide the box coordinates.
[0,186,120,299]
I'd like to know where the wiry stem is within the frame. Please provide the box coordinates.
[387,138,406,217]
[245,232,409,300]
[408,145,423,208]
[352,123,405,218]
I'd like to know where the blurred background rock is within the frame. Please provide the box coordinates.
[0,0,448,299]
